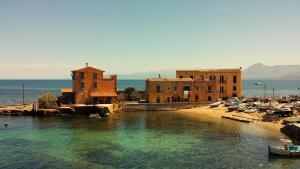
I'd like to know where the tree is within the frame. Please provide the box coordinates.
[124,87,138,101]
[38,92,58,109]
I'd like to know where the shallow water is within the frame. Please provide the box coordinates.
[0,111,299,169]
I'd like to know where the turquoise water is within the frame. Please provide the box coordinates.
[1,111,299,168]
[0,80,300,105]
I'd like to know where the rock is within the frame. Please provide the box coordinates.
[281,123,300,144]
[89,113,101,119]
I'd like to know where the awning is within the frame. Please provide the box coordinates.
[90,91,117,97]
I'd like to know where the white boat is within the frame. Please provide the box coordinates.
[245,108,257,113]
[254,82,262,85]
[210,102,221,108]
[268,139,300,157]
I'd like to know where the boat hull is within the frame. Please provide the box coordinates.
[268,145,300,157]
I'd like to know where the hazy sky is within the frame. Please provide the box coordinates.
[0,0,300,79]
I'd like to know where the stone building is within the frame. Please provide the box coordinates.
[146,68,242,103]
[61,64,117,104]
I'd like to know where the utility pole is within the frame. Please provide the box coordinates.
[22,84,25,105]
[272,88,275,97]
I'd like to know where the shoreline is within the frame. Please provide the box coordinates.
[175,105,284,133]
[0,103,291,134]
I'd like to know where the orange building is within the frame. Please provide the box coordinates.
[61,64,117,104]
[146,68,242,103]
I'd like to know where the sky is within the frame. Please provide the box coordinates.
[0,0,300,79]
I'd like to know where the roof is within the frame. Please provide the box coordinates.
[176,68,242,72]
[72,66,105,72]
[90,91,117,97]
[61,88,73,93]
[147,78,193,82]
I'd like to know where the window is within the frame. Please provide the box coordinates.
[80,72,85,80]
[156,97,160,103]
[156,85,161,93]
[174,86,177,91]
[208,85,212,93]
[72,72,76,80]
[233,76,237,84]
[233,86,237,91]
[195,95,199,102]
[220,86,224,93]
[208,96,212,101]
[93,73,97,80]
[179,76,183,78]
[220,75,224,83]
[209,75,216,81]
[183,86,191,91]
[201,75,204,80]
[196,86,199,91]
[189,75,194,79]
[167,97,170,103]
[93,82,97,89]
[80,82,84,89]
[232,93,237,97]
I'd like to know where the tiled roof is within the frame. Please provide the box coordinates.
[147,78,193,82]
[176,68,242,72]
[72,66,105,72]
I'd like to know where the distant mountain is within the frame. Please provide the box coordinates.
[118,63,300,80]
[244,63,300,80]
[118,69,175,79]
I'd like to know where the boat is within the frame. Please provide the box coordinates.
[225,97,240,107]
[245,108,257,113]
[273,108,294,117]
[283,117,300,125]
[210,102,221,108]
[228,106,238,112]
[254,82,262,85]
[268,139,300,157]
[237,106,246,112]
[222,115,252,123]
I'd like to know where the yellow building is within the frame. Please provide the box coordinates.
[146,68,242,103]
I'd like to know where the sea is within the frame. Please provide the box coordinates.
[0,79,300,105]
[1,111,300,168]
[1,80,300,168]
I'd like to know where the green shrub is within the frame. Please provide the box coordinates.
[38,92,57,109]
[124,87,138,101]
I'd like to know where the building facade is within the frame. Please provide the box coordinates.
[146,68,242,103]
[61,64,117,104]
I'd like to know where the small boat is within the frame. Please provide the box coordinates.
[238,107,246,112]
[222,115,252,123]
[273,108,294,117]
[254,82,262,85]
[269,139,300,157]
[245,108,257,113]
[210,102,221,108]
